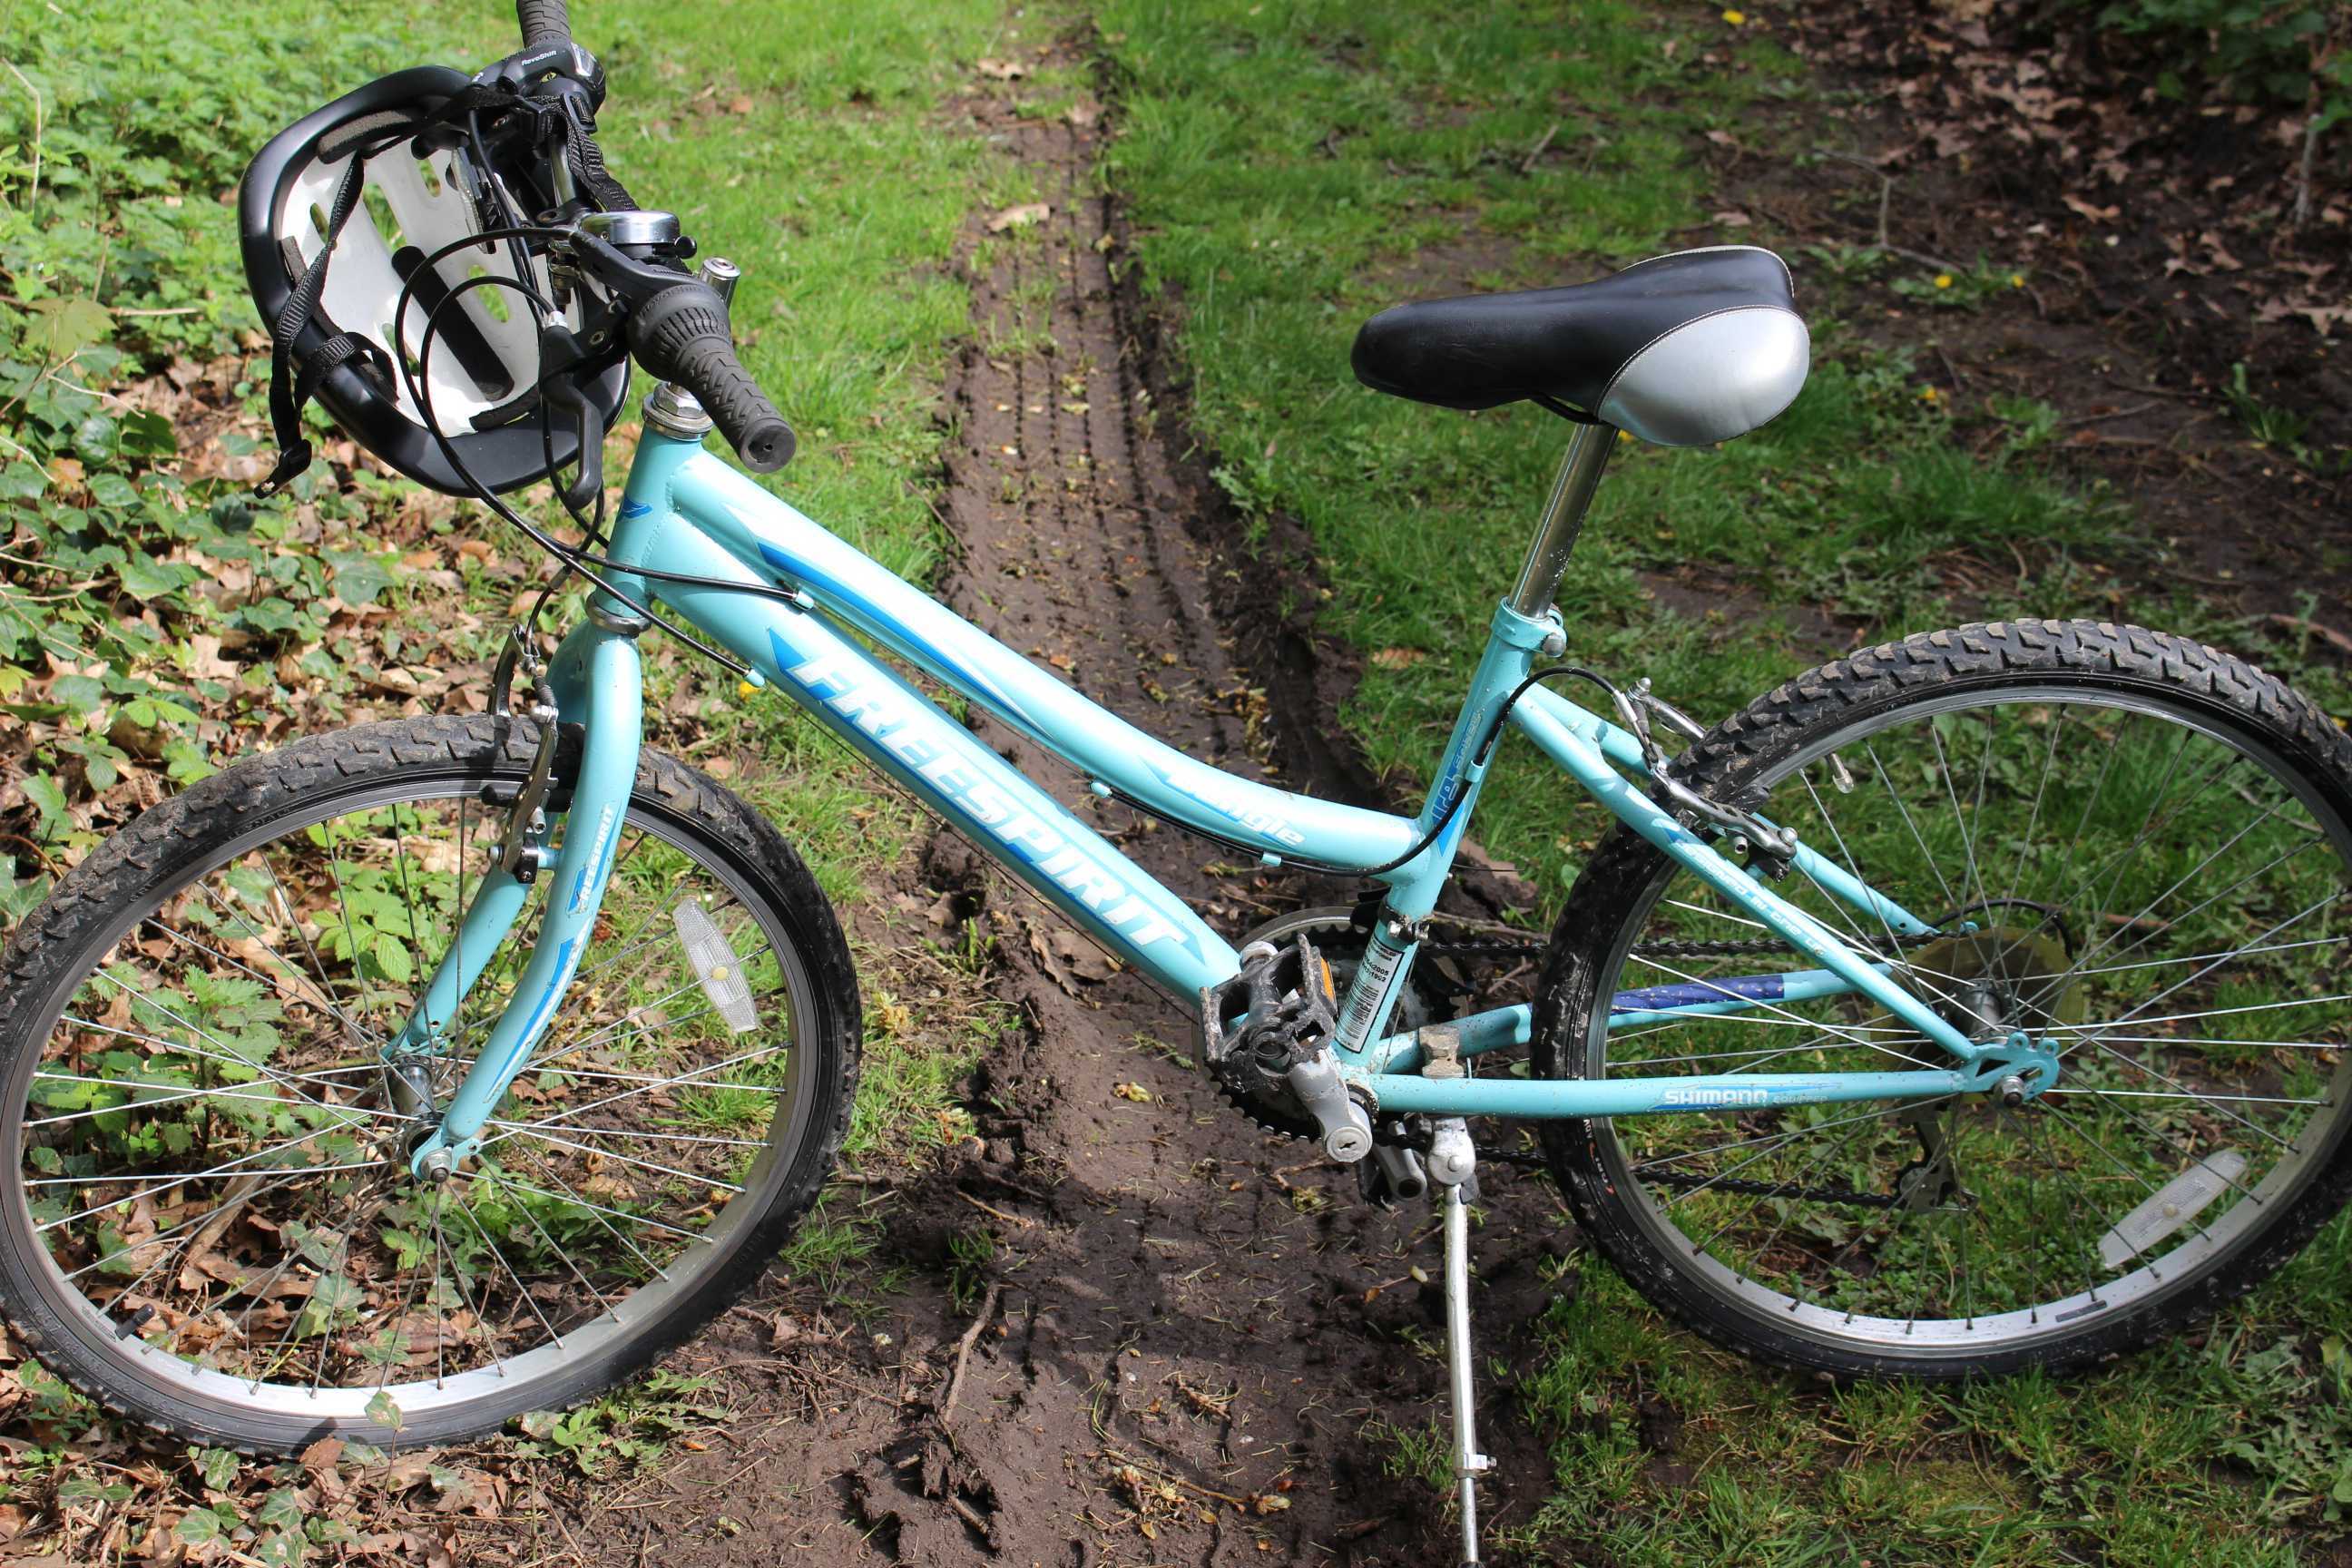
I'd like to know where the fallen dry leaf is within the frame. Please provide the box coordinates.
[985,202,1051,233]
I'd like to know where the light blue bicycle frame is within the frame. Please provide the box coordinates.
[403,425,2045,1171]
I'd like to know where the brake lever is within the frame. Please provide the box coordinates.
[563,228,695,307]
[535,319,617,512]
[475,40,607,110]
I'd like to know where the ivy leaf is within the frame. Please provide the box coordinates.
[190,1446,242,1490]
[20,773,70,833]
[48,674,105,710]
[26,296,113,359]
[329,552,396,607]
[119,409,178,457]
[365,1388,407,1435]
[175,1505,226,1546]
[116,550,186,602]
[88,472,139,509]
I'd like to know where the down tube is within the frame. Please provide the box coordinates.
[664,583,1239,1003]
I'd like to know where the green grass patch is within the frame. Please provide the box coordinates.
[1097,0,2154,900]
[1101,0,2352,1559]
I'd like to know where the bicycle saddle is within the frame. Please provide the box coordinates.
[1349,245,1808,446]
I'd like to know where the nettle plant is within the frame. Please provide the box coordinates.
[0,16,443,931]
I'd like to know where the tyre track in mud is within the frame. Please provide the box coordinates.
[858,44,1571,1568]
[542,36,1569,1568]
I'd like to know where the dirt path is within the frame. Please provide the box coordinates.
[534,34,1568,1568]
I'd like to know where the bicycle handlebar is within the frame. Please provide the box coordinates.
[627,282,796,473]
[517,0,573,50]
[512,2,792,473]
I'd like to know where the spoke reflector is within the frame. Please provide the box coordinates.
[674,901,758,1034]
[2097,1150,2246,1268]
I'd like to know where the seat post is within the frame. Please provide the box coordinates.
[1505,420,1614,620]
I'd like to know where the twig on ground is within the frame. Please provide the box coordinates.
[941,1281,1003,1420]
[1100,1447,1255,1509]
[955,1189,1034,1229]
[1813,148,1964,274]
[1520,120,1560,174]
[2062,402,2156,426]
[1931,341,1966,392]
[2102,374,2214,403]
[2,60,40,206]
[2269,612,2352,658]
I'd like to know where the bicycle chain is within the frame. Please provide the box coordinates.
[1413,921,1946,964]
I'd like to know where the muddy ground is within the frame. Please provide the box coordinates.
[528,40,1566,1568]
[1737,0,2351,634]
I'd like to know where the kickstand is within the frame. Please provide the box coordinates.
[1428,1118,1490,1567]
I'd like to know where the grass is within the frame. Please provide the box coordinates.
[1098,0,2352,1561]
[8,0,2352,1561]
[0,0,1014,1548]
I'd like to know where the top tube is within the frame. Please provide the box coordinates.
[622,436,1426,874]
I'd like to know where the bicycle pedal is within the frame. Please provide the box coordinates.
[1197,933,1338,1080]
[1199,933,1375,1161]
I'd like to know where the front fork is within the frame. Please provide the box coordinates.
[397,613,645,1180]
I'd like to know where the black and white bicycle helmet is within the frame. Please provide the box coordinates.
[240,64,628,496]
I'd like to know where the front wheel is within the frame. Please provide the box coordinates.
[0,714,859,1451]
[1534,621,2352,1378]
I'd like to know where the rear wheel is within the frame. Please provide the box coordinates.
[1534,621,2352,1377]
[0,715,859,1451]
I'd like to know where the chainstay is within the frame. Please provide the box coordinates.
[1483,1148,1901,1209]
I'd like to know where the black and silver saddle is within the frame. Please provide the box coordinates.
[1349,245,1809,446]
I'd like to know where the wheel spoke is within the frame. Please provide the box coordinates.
[1574,675,2352,1355]
[8,768,830,1423]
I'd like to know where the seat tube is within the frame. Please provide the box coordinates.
[1332,601,1552,1060]
[1507,420,1614,618]
[1331,424,1613,1060]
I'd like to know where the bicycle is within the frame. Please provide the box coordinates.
[5,7,2348,1564]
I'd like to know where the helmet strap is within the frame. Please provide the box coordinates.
[257,152,385,498]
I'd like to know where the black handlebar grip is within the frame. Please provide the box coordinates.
[517,0,573,48]
[627,284,796,473]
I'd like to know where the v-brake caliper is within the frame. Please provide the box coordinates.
[489,624,562,887]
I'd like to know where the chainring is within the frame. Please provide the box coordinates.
[1209,906,1472,1141]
